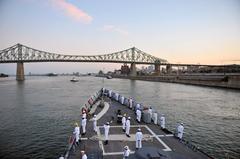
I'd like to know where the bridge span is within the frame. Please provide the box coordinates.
[0,44,168,80]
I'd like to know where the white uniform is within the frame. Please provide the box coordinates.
[82,154,87,159]
[129,98,133,108]
[104,124,110,141]
[136,109,141,122]
[135,131,143,148]
[81,118,87,134]
[93,116,97,132]
[160,116,165,129]
[115,93,119,101]
[148,108,153,120]
[122,116,126,130]
[123,148,130,159]
[73,126,80,143]
[121,96,124,104]
[177,124,184,139]
[125,119,131,135]
[109,90,112,97]
[82,113,87,119]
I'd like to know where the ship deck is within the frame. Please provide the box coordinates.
[68,96,211,159]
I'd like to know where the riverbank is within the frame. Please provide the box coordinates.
[112,74,240,90]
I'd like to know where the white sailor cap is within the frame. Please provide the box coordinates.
[106,122,110,125]
[124,146,129,149]
[81,150,85,153]
[137,128,141,131]
[94,114,97,117]
[128,117,131,119]
[181,123,183,125]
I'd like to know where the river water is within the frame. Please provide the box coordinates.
[0,76,239,159]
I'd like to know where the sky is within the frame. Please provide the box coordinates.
[0,0,240,74]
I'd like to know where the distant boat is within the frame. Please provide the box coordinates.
[0,73,8,78]
[47,73,58,77]
[70,77,79,82]
[106,75,112,79]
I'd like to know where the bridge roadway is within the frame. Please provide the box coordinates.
[67,96,211,159]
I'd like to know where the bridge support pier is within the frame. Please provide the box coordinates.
[130,63,137,76]
[16,62,25,81]
[166,64,172,74]
[154,63,161,76]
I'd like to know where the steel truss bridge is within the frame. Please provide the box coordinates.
[0,44,167,64]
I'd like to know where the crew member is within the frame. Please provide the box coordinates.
[123,146,130,159]
[115,93,119,101]
[122,114,126,132]
[136,109,141,123]
[93,114,97,132]
[121,96,125,105]
[81,150,87,159]
[126,117,131,137]
[177,123,184,140]
[109,90,112,97]
[73,122,80,145]
[135,128,143,149]
[129,98,133,109]
[104,122,110,144]
[136,103,140,110]
[160,114,165,129]
[81,117,87,135]
[148,107,153,120]
[82,110,87,119]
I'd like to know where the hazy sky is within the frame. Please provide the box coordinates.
[0,0,240,74]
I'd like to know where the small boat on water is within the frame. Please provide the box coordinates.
[59,88,213,159]
[106,75,112,79]
[70,77,79,82]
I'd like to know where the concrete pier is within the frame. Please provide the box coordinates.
[16,62,24,81]
[130,63,137,76]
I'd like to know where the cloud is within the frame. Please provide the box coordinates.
[102,25,129,36]
[50,0,92,24]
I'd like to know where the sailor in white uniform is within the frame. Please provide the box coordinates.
[104,122,110,144]
[160,114,165,129]
[73,122,80,145]
[121,96,125,105]
[81,117,87,135]
[81,150,87,159]
[109,90,112,97]
[123,146,130,159]
[82,110,87,119]
[93,114,97,132]
[115,93,119,101]
[135,128,143,149]
[177,123,184,140]
[129,98,133,109]
[125,117,131,137]
[136,109,141,123]
[148,107,153,120]
[122,114,126,132]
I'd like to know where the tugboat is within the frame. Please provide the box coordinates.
[59,88,213,159]
[106,75,112,79]
[70,77,79,82]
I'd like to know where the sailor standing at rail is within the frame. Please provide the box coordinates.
[160,114,165,129]
[109,90,112,98]
[136,103,140,110]
[81,117,87,135]
[121,96,125,105]
[123,146,130,159]
[148,107,153,120]
[122,114,126,132]
[177,123,184,140]
[136,109,141,123]
[135,128,143,149]
[126,117,131,137]
[129,98,133,109]
[93,114,97,132]
[73,122,80,145]
[104,122,110,145]
[115,93,119,101]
